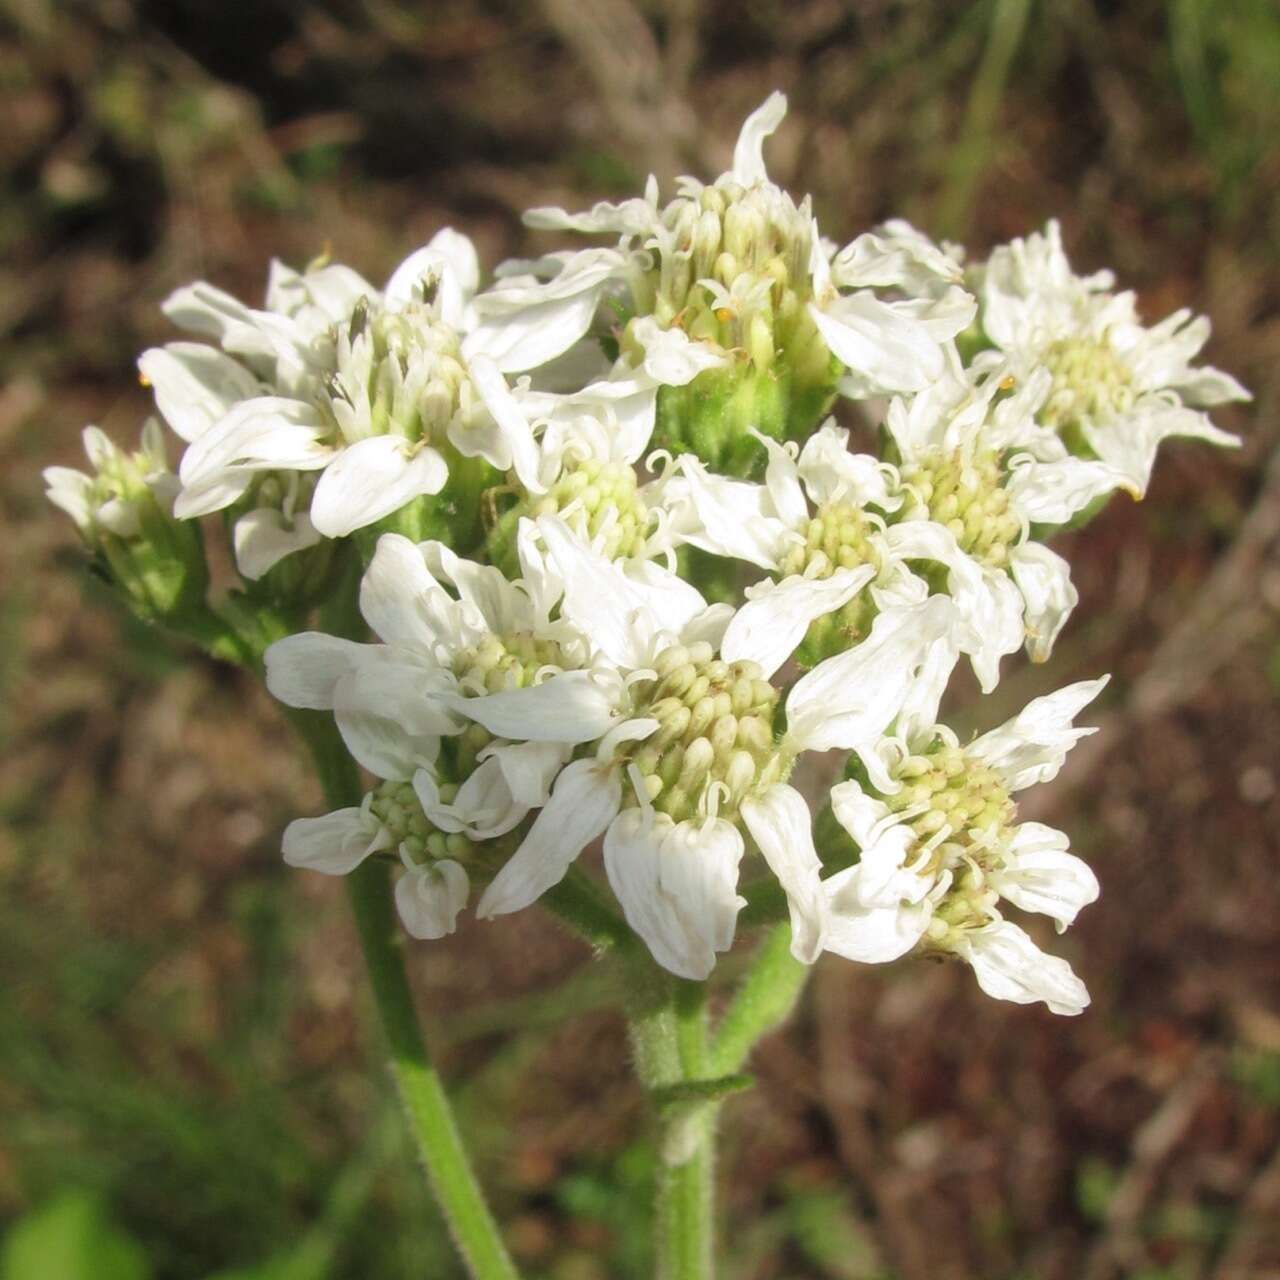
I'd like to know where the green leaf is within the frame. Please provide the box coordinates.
[1,1191,151,1280]
[649,1073,754,1109]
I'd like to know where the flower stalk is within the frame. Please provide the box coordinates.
[296,714,520,1280]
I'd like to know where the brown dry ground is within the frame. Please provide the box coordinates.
[2,3,1279,1278]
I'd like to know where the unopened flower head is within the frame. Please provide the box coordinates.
[44,421,207,623]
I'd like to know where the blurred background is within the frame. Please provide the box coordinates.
[3,1,1278,1277]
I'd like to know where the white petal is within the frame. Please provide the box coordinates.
[1083,400,1239,499]
[420,539,534,636]
[966,676,1109,792]
[414,758,526,840]
[828,795,929,907]
[1172,364,1250,408]
[604,809,745,980]
[538,516,705,669]
[265,633,372,709]
[667,457,788,569]
[465,355,541,491]
[283,808,389,875]
[309,438,448,538]
[828,780,893,854]
[822,865,932,963]
[478,739,571,808]
[395,859,470,939]
[832,220,965,291]
[359,532,468,654]
[796,423,900,511]
[741,785,828,963]
[990,823,1099,930]
[731,92,787,185]
[161,280,258,343]
[955,920,1090,1015]
[882,520,1023,694]
[810,293,943,393]
[173,470,255,520]
[1008,542,1078,664]
[524,196,660,237]
[44,466,94,531]
[139,343,261,443]
[1004,454,1130,525]
[720,566,875,679]
[233,508,322,580]
[457,670,622,745]
[630,316,730,386]
[464,250,623,374]
[677,604,735,653]
[332,658,456,781]
[177,396,330,483]
[477,759,621,917]
[384,227,481,323]
[784,596,958,756]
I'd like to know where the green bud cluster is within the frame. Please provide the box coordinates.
[625,643,783,822]
[1039,335,1135,431]
[323,299,469,447]
[70,426,209,625]
[898,448,1021,568]
[777,501,880,580]
[881,742,1014,854]
[368,779,472,865]
[637,182,814,342]
[623,182,840,471]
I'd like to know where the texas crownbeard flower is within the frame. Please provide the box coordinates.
[144,228,570,553]
[513,92,975,469]
[264,524,604,852]
[651,419,937,674]
[819,676,1108,1014]
[975,219,1249,495]
[877,346,1133,689]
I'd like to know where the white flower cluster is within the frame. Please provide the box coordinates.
[48,94,1249,1015]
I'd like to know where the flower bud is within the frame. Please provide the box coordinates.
[45,421,209,627]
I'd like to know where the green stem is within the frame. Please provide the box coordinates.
[627,964,716,1280]
[296,714,519,1280]
[708,924,808,1077]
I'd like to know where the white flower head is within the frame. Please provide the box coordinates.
[815,676,1107,1014]
[877,351,1132,687]
[977,219,1249,496]
[148,229,560,545]
[651,419,926,673]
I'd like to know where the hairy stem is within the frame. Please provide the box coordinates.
[298,714,519,1280]
[627,963,716,1280]
[709,924,808,1077]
